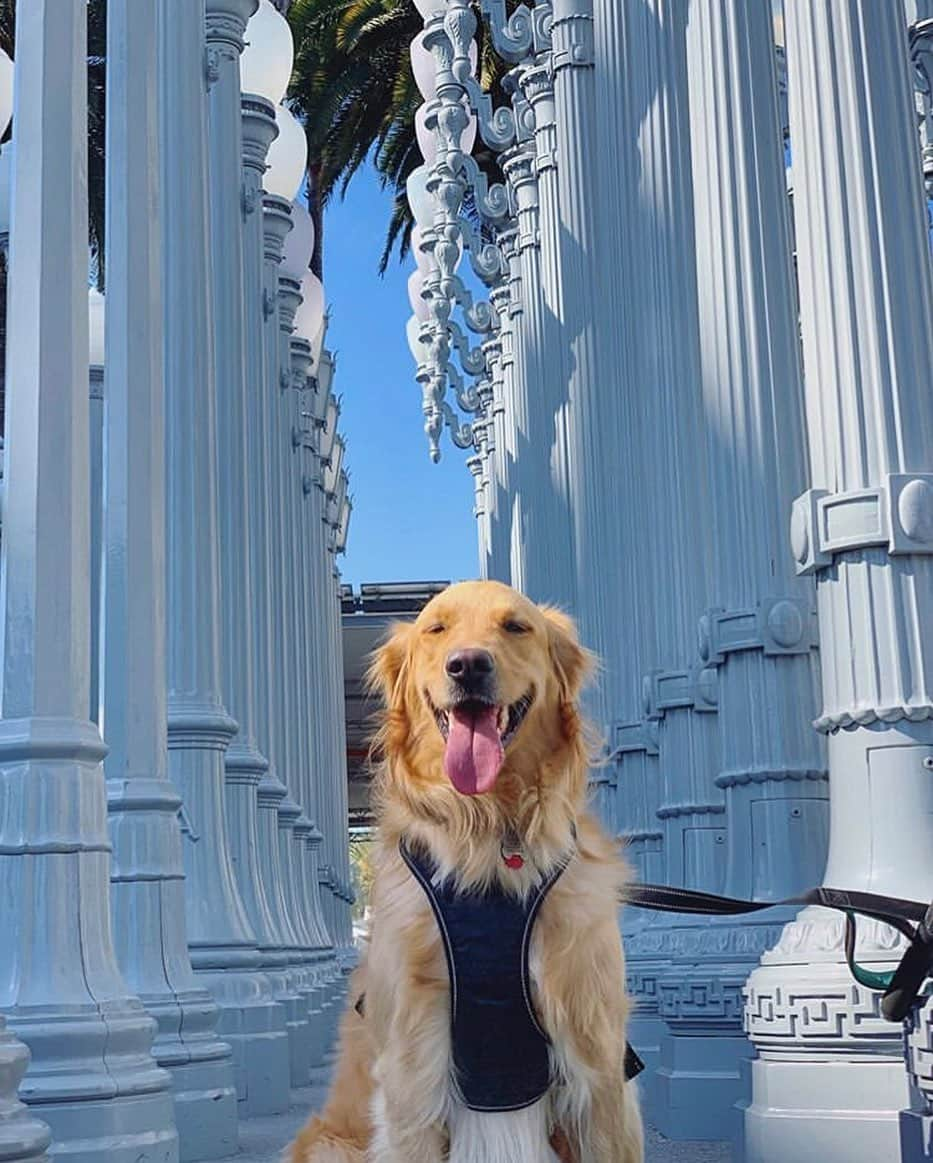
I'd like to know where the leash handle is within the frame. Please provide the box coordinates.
[622,881,933,1021]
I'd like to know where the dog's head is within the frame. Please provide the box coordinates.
[369,580,594,803]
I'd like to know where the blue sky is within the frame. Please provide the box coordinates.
[323,167,478,589]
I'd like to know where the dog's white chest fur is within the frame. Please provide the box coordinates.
[369,1087,560,1163]
[446,1098,560,1163]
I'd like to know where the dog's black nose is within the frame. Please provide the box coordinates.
[445,648,495,690]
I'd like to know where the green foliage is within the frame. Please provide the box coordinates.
[348,834,375,923]
[287,0,511,276]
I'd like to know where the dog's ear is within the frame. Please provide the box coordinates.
[541,606,594,703]
[366,621,414,710]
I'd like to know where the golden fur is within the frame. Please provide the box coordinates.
[288,580,643,1163]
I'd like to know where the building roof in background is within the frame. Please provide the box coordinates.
[342,581,449,825]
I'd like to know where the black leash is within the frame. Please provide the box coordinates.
[623,882,933,1022]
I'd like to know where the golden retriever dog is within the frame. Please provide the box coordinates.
[288,580,643,1163]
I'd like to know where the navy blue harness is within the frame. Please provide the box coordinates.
[399,838,572,1113]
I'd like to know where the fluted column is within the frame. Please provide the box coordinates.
[277,281,334,991]
[467,454,487,571]
[517,56,576,613]
[298,361,339,1054]
[88,363,104,725]
[744,5,933,1160]
[238,95,313,1086]
[288,336,334,961]
[329,497,355,961]
[259,195,328,1028]
[105,3,238,1156]
[500,131,568,605]
[599,1,721,1130]
[277,284,333,1026]
[312,431,350,965]
[643,0,831,1140]
[486,228,518,584]
[551,0,618,817]
[0,3,177,1158]
[587,0,668,1098]
[256,771,315,1073]
[205,1,293,1116]
[160,0,288,1118]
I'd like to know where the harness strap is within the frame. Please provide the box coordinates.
[623,882,933,1022]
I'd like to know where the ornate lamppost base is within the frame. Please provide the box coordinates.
[742,913,912,1163]
[193,969,290,1118]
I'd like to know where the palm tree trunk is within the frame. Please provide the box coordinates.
[308,158,324,280]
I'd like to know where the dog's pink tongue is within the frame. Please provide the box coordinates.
[444,706,504,795]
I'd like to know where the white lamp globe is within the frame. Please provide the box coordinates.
[461,106,477,154]
[408,269,430,322]
[295,271,325,342]
[282,199,315,281]
[310,315,327,372]
[410,32,437,102]
[415,104,437,165]
[241,0,294,105]
[406,165,434,228]
[0,48,13,139]
[88,287,106,368]
[264,104,307,201]
[406,315,428,364]
[412,0,447,17]
[410,226,432,277]
[0,142,12,236]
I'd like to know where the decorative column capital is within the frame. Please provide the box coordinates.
[276,791,301,828]
[289,335,313,382]
[791,475,933,574]
[612,719,660,758]
[501,144,540,250]
[550,9,595,72]
[262,193,293,262]
[697,599,819,666]
[519,61,555,112]
[278,273,302,333]
[241,94,277,173]
[643,665,719,720]
[257,770,288,808]
[205,0,258,53]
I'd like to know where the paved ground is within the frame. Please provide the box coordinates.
[234,1067,732,1162]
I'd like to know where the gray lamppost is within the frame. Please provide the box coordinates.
[159,0,289,1119]
[239,88,318,1084]
[0,2,177,1158]
[744,3,933,1158]
[207,0,296,1117]
[592,2,720,1133]
[644,0,830,1141]
[106,1,239,1155]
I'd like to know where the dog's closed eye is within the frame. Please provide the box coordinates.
[425,623,446,635]
[502,620,529,635]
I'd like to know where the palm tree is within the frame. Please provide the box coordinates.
[287,0,510,277]
[288,0,422,276]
